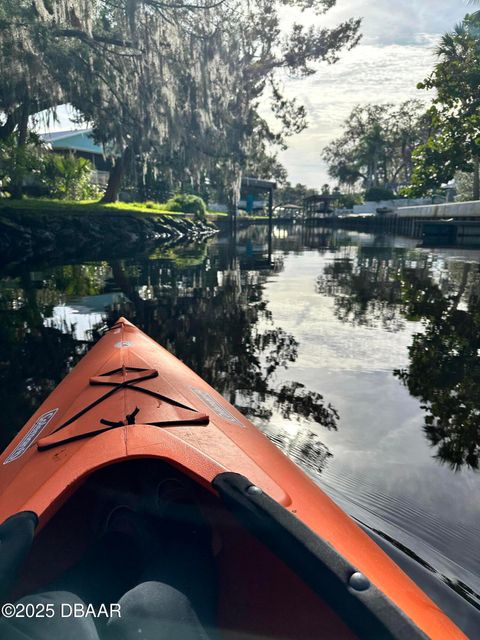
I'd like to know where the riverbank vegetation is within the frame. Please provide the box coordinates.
[0,0,361,208]
[324,101,431,195]
[0,197,198,216]
[0,135,102,200]
[0,200,217,266]
[322,9,480,203]
[408,12,480,200]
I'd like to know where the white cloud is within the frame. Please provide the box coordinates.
[275,40,437,186]
[273,1,471,187]
[280,0,468,45]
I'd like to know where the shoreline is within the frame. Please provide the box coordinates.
[0,201,218,265]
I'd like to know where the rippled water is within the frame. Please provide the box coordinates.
[1,224,479,632]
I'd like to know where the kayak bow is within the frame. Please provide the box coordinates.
[0,318,468,639]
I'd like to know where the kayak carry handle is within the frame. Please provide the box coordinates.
[213,472,428,640]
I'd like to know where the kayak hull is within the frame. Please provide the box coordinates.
[0,318,468,639]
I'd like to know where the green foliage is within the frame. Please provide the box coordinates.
[364,186,396,202]
[43,153,100,201]
[274,182,318,206]
[144,201,166,210]
[337,192,363,209]
[0,134,45,194]
[165,194,207,220]
[409,13,480,198]
[324,101,431,192]
[0,0,361,204]
[0,135,101,201]
[406,133,466,197]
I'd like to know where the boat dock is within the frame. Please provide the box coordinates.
[324,200,480,247]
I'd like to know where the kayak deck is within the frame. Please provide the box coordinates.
[0,318,468,639]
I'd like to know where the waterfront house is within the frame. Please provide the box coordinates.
[40,129,111,187]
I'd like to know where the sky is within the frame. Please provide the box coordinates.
[274,1,471,187]
[41,1,471,189]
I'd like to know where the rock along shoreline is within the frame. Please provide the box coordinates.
[0,207,218,265]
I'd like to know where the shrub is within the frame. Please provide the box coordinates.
[364,186,396,202]
[165,193,207,220]
[0,133,45,197]
[337,193,363,209]
[143,201,168,210]
[43,153,102,200]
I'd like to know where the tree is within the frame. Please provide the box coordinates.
[324,101,431,193]
[43,153,99,200]
[162,0,362,209]
[274,182,318,206]
[1,0,362,202]
[408,13,480,199]
[0,133,45,196]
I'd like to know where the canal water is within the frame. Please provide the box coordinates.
[1,224,479,631]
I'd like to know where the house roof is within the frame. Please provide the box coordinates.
[242,177,277,191]
[40,129,104,156]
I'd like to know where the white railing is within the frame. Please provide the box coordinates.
[395,200,480,219]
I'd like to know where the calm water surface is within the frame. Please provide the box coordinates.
[1,224,479,626]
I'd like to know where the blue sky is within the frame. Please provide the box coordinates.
[275,1,471,186]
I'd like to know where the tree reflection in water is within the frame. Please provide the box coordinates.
[396,262,480,471]
[263,426,333,475]
[0,238,339,475]
[0,266,101,450]
[317,244,480,470]
[104,246,339,474]
[316,248,408,332]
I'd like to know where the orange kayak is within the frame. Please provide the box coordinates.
[0,318,468,639]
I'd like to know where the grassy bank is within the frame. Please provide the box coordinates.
[0,197,227,219]
[0,198,220,265]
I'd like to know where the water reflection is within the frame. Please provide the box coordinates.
[264,426,333,474]
[1,224,479,625]
[315,243,480,471]
[0,229,339,456]
[395,263,480,471]
[0,266,99,447]
[102,247,339,442]
[3,228,480,471]
[316,248,411,332]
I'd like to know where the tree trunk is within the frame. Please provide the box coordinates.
[452,263,471,310]
[0,99,61,142]
[10,99,30,200]
[0,113,17,142]
[101,146,132,203]
[473,157,480,201]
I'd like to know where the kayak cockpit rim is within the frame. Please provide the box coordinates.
[0,463,428,640]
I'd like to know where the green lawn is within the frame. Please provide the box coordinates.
[0,197,224,218]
